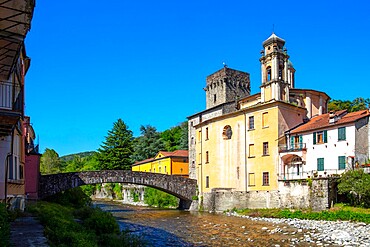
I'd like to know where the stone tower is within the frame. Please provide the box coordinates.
[204,66,251,110]
[259,33,295,102]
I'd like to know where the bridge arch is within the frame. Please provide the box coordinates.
[39,170,197,209]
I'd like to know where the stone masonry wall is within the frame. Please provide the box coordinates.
[200,178,337,212]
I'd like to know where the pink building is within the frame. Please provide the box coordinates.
[24,117,41,200]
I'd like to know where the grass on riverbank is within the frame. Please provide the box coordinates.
[28,201,146,247]
[233,203,370,224]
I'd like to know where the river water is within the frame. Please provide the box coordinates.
[94,201,315,247]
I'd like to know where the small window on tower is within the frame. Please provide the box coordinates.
[214,94,217,103]
[267,67,271,81]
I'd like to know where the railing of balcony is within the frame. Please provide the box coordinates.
[278,169,342,180]
[278,143,306,152]
[0,81,22,112]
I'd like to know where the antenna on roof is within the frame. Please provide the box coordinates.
[223,61,228,68]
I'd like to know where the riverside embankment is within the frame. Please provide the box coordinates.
[96,201,369,246]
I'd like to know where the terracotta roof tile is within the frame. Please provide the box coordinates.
[291,109,370,134]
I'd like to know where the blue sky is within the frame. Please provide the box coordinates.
[25,0,370,156]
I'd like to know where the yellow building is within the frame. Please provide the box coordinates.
[188,33,329,208]
[132,150,189,177]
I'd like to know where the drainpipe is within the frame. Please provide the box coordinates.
[244,111,248,191]
[4,126,15,204]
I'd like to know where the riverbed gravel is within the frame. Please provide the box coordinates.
[226,211,370,246]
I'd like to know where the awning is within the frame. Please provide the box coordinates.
[0,0,35,80]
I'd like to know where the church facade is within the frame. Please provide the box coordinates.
[188,33,330,210]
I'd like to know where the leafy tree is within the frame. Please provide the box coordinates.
[143,187,178,208]
[328,97,370,113]
[161,121,188,151]
[338,169,370,208]
[97,119,134,170]
[40,148,65,174]
[131,125,165,162]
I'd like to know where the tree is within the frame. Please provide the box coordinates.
[338,169,370,208]
[40,148,65,174]
[161,121,188,151]
[328,97,370,113]
[97,119,134,170]
[131,125,165,162]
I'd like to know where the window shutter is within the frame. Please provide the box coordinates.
[313,132,316,144]
[342,127,346,140]
[290,136,294,149]
[324,130,328,143]
[299,135,303,149]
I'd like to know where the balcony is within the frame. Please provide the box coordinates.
[0,81,23,136]
[279,143,306,153]
[278,169,343,181]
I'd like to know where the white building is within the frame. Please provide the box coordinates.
[279,109,370,180]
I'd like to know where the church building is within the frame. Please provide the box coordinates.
[188,33,330,210]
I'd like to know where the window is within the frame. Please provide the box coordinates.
[198,130,202,142]
[180,168,183,174]
[263,172,269,186]
[249,116,255,130]
[8,156,13,179]
[15,156,18,179]
[290,135,303,149]
[206,176,209,188]
[237,167,240,179]
[313,130,327,144]
[267,66,271,81]
[164,166,167,174]
[191,137,194,145]
[222,125,232,139]
[248,173,255,186]
[205,127,209,140]
[263,142,269,156]
[213,94,217,103]
[248,144,255,158]
[205,151,209,163]
[338,156,346,170]
[159,167,162,173]
[317,158,324,171]
[338,127,346,141]
[262,112,269,128]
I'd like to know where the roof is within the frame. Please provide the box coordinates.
[157,150,188,158]
[133,150,189,166]
[290,109,370,134]
[262,33,285,47]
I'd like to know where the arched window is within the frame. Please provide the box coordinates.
[222,125,232,140]
[266,66,271,81]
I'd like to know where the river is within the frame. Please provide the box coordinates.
[94,201,317,247]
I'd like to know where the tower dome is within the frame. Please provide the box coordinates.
[262,33,285,48]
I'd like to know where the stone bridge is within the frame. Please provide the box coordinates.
[39,170,197,209]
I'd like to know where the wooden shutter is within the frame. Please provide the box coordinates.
[313,132,316,144]
[324,130,328,143]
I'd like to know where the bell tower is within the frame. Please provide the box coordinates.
[259,33,294,102]
[204,65,250,110]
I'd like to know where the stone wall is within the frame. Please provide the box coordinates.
[199,178,338,212]
[201,189,280,212]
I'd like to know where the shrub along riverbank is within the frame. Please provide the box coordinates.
[0,203,10,246]
[28,188,146,247]
[233,203,370,224]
